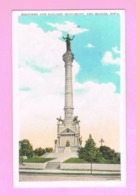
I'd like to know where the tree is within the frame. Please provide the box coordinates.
[34,147,45,157]
[78,134,100,163]
[45,147,53,153]
[99,146,117,161]
[33,147,53,156]
[115,152,120,163]
[19,139,33,158]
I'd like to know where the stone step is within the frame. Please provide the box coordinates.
[45,162,60,170]
[42,152,78,159]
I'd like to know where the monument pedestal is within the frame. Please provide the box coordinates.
[64,146,71,153]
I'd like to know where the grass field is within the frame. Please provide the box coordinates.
[63,158,120,164]
[22,158,55,163]
[64,158,88,163]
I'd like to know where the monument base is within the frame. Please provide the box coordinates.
[64,146,71,153]
[55,146,79,153]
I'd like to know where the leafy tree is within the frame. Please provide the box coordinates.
[78,134,100,163]
[19,139,33,158]
[99,146,117,160]
[115,152,120,163]
[34,147,45,157]
[34,147,53,156]
[45,147,53,153]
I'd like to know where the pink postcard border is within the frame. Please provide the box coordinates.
[0,0,136,194]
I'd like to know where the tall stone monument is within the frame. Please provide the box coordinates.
[55,34,81,153]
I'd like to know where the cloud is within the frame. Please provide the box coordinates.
[19,23,64,70]
[102,51,120,65]
[115,71,120,76]
[112,46,120,54]
[19,70,120,151]
[16,22,120,151]
[47,21,88,35]
[86,43,94,48]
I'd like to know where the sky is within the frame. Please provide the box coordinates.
[14,10,124,152]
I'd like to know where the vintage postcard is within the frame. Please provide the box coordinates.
[12,10,126,188]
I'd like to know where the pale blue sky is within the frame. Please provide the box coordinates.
[19,12,121,93]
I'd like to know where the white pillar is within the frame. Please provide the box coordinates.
[63,51,74,124]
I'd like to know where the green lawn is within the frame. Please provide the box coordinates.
[98,158,120,164]
[63,158,120,164]
[64,158,88,163]
[23,157,55,163]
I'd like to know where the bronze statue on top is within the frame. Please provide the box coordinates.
[63,34,75,51]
